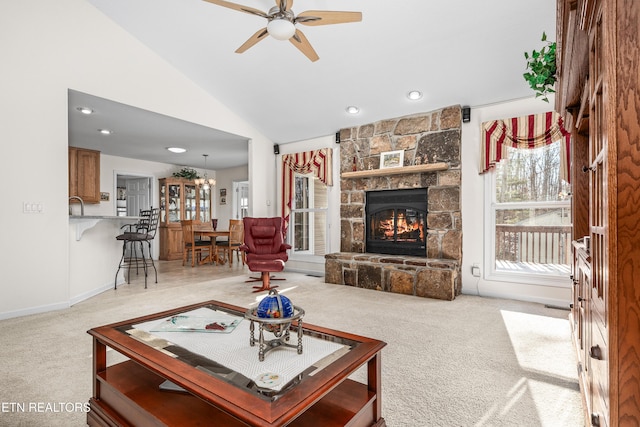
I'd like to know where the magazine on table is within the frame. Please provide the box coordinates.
[151,311,241,333]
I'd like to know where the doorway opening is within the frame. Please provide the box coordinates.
[233,181,249,219]
[115,172,153,216]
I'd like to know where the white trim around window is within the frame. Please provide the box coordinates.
[483,171,572,289]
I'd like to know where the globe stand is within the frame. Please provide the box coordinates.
[245,306,305,362]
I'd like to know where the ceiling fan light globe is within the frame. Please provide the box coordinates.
[267,19,296,40]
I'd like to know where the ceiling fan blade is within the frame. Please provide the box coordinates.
[276,0,293,12]
[296,10,362,26]
[202,0,267,18]
[289,29,319,62]
[235,28,269,53]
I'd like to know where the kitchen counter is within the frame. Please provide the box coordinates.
[69,215,146,303]
[69,215,141,240]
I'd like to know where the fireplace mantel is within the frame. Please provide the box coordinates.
[341,162,449,179]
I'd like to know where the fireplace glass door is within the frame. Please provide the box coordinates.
[366,189,427,256]
[370,209,425,242]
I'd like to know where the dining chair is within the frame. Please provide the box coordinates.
[181,220,213,267]
[215,219,244,267]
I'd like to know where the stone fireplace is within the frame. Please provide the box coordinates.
[325,106,462,301]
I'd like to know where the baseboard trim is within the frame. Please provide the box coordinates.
[70,282,115,306]
[0,301,70,321]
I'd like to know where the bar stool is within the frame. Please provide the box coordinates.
[114,207,159,289]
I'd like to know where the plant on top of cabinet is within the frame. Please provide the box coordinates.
[172,167,200,180]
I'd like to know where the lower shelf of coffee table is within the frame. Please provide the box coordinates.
[88,360,382,427]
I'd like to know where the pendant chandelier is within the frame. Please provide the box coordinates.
[194,154,216,190]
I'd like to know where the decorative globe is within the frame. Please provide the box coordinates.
[256,289,294,320]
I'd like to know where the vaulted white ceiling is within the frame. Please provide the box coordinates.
[71,0,556,169]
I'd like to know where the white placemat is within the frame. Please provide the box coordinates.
[133,307,347,391]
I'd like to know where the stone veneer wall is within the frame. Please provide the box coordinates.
[325,105,463,300]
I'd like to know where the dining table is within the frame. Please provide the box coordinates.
[194,225,231,265]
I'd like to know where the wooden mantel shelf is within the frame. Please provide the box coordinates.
[341,162,449,179]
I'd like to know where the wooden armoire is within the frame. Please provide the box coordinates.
[556,1,640,426]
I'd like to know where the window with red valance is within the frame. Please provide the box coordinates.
[480,111,571,183]
[281,148,333,232]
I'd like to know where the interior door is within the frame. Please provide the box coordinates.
[126,178,150,215]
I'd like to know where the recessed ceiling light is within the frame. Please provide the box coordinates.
[98,129,112,135]
[76,107,93,114]
[407,90,423,100]
[167,147,186,153]
[346,106,360,114]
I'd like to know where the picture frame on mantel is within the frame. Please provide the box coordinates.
[380,150,404,169]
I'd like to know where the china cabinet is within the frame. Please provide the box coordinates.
[158,177,212,260]
[69,147,100,204]
[557,0,640,425]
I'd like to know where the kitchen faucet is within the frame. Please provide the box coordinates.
[69,196,85,216]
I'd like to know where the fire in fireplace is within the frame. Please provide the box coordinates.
[365,188,427,257]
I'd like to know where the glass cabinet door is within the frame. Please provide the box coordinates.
[160,183,167,223]
[199,188,211,223]
[168,184,181,223]
[185,184,197,220]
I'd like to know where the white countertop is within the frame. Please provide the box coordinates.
[69,215,141,239]
[69,215,141,220]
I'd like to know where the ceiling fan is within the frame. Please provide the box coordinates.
[203,0,362,62]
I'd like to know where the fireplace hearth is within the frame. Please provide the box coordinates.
[366,188,427,257]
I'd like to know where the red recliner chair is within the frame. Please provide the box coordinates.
[240,217,291,293]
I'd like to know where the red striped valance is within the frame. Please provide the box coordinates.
[480,111,571,183]
[281,148,333,232]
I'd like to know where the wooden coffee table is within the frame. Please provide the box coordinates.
[87,300,387,426]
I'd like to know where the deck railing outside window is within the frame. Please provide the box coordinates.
[495,224,572,274]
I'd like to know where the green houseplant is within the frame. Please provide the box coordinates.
[172,167,200,180]
[523,32,557,102]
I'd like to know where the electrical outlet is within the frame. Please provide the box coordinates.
[471,264,481,277]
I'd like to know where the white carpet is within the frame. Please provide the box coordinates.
[0,272,583,426]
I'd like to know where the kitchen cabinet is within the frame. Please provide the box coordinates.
[158,177,212,260]
[69,147,100,204]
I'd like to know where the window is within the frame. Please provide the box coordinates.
[487,141,571,282]
[233,181,249,219]
[288,173,328,259]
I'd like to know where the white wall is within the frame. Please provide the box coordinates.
[460,96,572,307]
[0,0,273,319]
[213,165,249,227]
